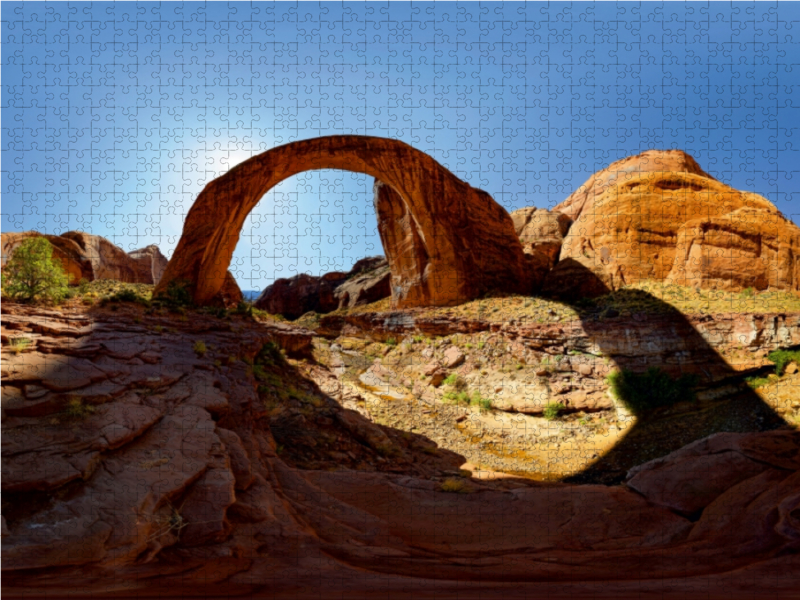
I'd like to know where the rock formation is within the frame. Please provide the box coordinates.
[543,150,800,298]
[2,302,799,597]
[254,256,390,318]
[1,231,91,284]
[510,206,572,267]
[59,231,153,283]
[333,256,391,309]
[1,231,167,286]
[156,136,531,308]
[128,244,169,285]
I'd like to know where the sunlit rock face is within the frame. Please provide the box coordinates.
[1,231,158,285]
[543,150,800,299]
[156,135,531,308]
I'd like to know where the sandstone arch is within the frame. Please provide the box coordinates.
[157,135,531,307]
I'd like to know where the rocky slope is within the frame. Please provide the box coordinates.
[254,256,391,319]
[2,298,799,598]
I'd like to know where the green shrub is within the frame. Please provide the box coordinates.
[740,287,755,298]
[234,301,253,316]
[543,402,565,420]
[443,373,467,390]
[1,237,70,304]
[7,337,32,354]
[256,341,285,366]
[386,337,397,346]
[64,397,95,418]
[767,349,800,376]
[105,288,150,307]
[443,390,470,405]
[744,375,771,389]
[193,340,207,356]
[607,367,698,415]
[154,279,193,309]
[470,392,492,411]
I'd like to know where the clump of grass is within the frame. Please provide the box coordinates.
[744,375,771,389]
[443,390,470,405]
[470,391,492,411]
[543,402,565,420]
[412,335,423,344]
[442,373,467,391]
[767,348,800,376]
[7,337,32,354]
[256,341,285,366]
[193,340,207,356]
[386,337,398,346]
[227,355,237,365]
[607,367,698,415]
[740,287,755,298]
[64,397,96,418]
[440,477,472,493]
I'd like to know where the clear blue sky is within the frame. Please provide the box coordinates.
[3,2,799,291]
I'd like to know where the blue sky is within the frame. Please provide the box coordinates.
[3,2,799,291]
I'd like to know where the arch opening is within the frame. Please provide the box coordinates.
[156,135,531,308]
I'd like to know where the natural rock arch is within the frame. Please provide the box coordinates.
[157,135,531,307]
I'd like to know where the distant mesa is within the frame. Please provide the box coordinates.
[1,231,169,286]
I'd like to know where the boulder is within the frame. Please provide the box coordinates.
[510,207,572,267]
[543,152,791,299]
[128,244,169,285]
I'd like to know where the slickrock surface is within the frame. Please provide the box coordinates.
[545,150,800,298]
[2,303,799,599]
[156,136,531,307]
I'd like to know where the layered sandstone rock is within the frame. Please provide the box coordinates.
[554,149,716,222]
[254,257,390,319]
[60,231,153,283]
[2,302,799,597]
[333,256,391,309]
[510,206,572,266]
[666,206,800,291]
[157,136,530,307]
[128,244,169,285]
[1,231,166,286]
[1,231,90,284]
[544,151,798,298]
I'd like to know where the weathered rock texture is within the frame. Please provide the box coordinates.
[545,150,800,298]
[156,136,530,307]
[2,303,799,598]
[254,256,390,319]
[59,231,153,283]
[128,244,169,285]
[1,231,165,286]
[510,206,573,266]
[2,231,91,285]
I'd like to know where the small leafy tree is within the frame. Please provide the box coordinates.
[1,237,69,304]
